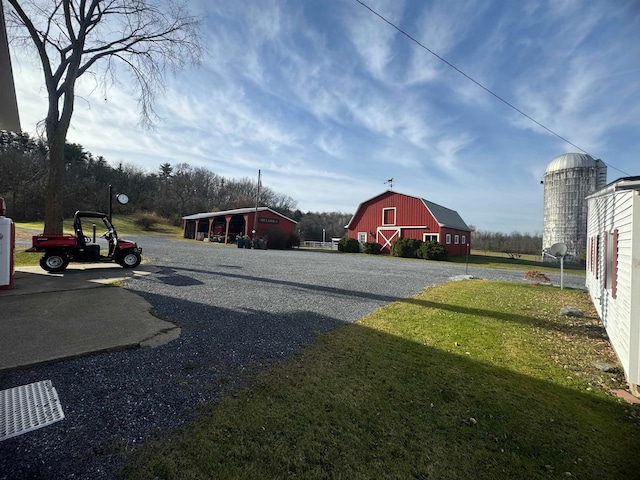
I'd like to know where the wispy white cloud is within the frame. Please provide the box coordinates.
[6,0,640,231]
[344,0,405,82]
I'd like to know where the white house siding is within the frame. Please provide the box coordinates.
[631,194,640,385]
[586,184,640,386]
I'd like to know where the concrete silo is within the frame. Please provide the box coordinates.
[542,153,607,263]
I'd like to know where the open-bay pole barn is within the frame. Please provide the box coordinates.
[182,207,296,243]
[346,190,471,256]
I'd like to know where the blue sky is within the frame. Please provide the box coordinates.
[9,0,640,233]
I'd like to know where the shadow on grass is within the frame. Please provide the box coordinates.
[400,296,608,341]
[0,292,348,480]
[157,265,600,341]
[120,317,640,480]
[1,262,632,480]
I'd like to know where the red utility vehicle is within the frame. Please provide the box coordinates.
[30,211,142,273]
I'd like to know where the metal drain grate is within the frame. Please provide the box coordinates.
[0,380,65,441]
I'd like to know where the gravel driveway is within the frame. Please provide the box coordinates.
[0,237,585,479]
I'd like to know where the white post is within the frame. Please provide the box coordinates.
[466,243,470,274]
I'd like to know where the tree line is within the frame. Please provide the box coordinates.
[5,0,203,234]
[1,130,543,250]
[0,130,352,241]
[470,228,543,255]
[0,130,296,222]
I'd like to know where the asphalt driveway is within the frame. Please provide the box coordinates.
[0,237,585,479]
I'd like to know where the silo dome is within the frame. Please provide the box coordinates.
[542,153,607,263]
[545,152,599,174]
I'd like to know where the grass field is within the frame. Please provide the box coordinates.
[446,249,584,273]
[15,214,182,236]
[11,222,585,276]
[121,280,638,479]
[13,215,183,267]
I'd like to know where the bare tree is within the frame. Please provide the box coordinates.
[5,0,203,233]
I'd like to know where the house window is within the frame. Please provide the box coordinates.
[454,235,459,244]
[424,234,438,242]
[462,235,466,244]
[382,208,396,226]
[445,234,451,244]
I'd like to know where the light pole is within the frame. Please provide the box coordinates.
[108,184,129,222]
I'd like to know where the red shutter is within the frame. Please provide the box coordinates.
[603,234,608,285]
[595,235,600,279]
[612,229,618,299]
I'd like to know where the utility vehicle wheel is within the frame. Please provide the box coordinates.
[40,251,69,272]
[119,250,141,268]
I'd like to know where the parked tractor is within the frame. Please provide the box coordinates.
[30,211,142,273]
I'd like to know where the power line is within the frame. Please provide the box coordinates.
[354,0,632,177]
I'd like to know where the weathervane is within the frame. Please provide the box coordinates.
[384,178,394,189]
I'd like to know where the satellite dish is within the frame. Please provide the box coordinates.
[549,242,568,258]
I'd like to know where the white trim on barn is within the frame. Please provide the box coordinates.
[382,207,397,226]
[586,177,640,388]
[377,227,401,251]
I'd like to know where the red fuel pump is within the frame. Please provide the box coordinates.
[0,197,15,289]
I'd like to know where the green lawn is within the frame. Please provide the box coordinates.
[13,215,183,267]
[446,249,585,274]
[121,281,638,479]
[15,214,183,236]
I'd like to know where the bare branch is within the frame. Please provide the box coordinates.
[4,0,204,233]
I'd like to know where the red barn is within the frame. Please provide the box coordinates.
[182,207,296,243]
[346,190,471,256]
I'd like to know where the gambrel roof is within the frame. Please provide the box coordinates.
[421,198,470,231]
[346,190,470,231]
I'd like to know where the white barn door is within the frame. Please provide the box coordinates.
[377,228,400,254]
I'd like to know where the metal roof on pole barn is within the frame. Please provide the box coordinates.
[182,207,296,224]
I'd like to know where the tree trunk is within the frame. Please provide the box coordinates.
[43,130,65,234]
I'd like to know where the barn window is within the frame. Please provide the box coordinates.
[445,233,451,244]
[462,235,466,244]
[424,234,438,242]
[382,208,396,226]
[454,234,459,244]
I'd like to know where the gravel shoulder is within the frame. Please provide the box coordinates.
[0,237,585,479]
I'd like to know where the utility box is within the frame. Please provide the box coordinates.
[0,197,15,290]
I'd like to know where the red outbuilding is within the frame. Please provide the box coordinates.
[346,190,471,256]
[182,207,296,243]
